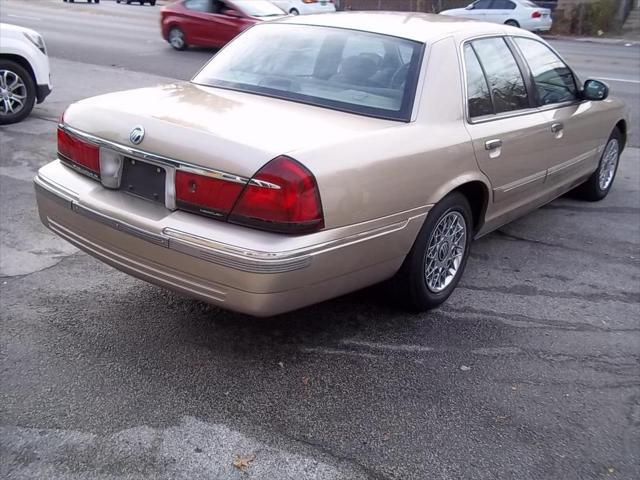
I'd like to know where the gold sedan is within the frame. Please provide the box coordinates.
[34,13,628,316]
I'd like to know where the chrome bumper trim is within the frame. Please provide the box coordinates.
[36,171,422,275]
[59,123,251,185]
[36,173,419,275]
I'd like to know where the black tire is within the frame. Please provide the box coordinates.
[504,19,520,27]
[290,8,299,15]
[150,0,156,5]
[392,192,473,311]
[572,128,623,201]
[0,60,37,125]
[168,27,188,50]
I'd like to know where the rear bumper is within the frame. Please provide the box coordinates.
[35,161,428,316]
[522,17,553,32]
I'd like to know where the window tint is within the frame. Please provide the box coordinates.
[491,0,516,9]
[194,24,423,121]
[514,37,578,105]
[185,0,210,12]
[471,37,529,114]
[473,0,492,8]
[464,44,493,118]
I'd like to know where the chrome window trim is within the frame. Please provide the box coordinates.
[458,33,586,125]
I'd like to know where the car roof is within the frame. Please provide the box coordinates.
[274,11,534,43]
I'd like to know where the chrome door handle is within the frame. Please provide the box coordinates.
[551,122,564,133]
[485,139,502,150]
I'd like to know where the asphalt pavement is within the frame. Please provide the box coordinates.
[1,1,639,479]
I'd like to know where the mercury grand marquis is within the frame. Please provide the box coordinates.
[34,13,628,316]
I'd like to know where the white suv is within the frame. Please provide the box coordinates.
[270,0,336,15]
[0,23,52,125]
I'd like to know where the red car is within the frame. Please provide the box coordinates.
[161,0,285,50]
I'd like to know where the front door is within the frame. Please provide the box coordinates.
[512,37,604,189]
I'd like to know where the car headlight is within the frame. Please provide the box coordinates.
[23,32,47,55]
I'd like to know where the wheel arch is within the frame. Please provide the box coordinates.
[0,54,36,85]
[615,119,627,150]
[450,180,490,234]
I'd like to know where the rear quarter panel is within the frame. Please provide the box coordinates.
[294,36,489,230]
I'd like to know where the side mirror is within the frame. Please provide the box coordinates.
[465,4,474,9]
[583,79,609,101]
[223,8,241,17]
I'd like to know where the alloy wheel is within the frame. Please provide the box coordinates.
[598,138,619,191]
[0,70,27,117]
[169,29,184,49]
[424,211,467,293]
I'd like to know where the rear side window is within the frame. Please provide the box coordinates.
[514,37,578,105]
[468,37,529,115]
[491,0,516,8]
[464,44,493,118]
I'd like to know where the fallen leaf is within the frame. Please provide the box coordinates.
[233,453,255,471]
[460,365,471,372]
[382,432,391,441]
[302,376,310,386]
[607,467,615,474]
[278,361,284,368]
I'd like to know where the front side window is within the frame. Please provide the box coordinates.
[193,24,424,121]
[472,0,493,9]
[464,44,493,118]
[184,0,211,12]
[514,37,578,105]
[470,37,529,114]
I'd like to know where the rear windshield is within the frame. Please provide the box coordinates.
[193,24,424,122]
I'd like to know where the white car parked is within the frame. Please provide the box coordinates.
[0,23,52,125]
[440,0,552,32]
[270,0,335,15]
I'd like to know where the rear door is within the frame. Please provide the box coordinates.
[462,37,551,213]
[512,36,603,188]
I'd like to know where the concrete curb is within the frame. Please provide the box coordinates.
[541,34,639,46]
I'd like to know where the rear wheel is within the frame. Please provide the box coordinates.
[504,19,520,27]
[150,0,156,5]
[573,128,622,201]
[393,192,473,311]
[0,60,36,125]
[289,8,299,15]
[169,27,187,50]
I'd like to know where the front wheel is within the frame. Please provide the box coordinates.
[573,128,623,201]
[392,192,473,311]
[0,60,37,125]
[168,27,187,50]
[504,19,519,27]
[289,8,299,15]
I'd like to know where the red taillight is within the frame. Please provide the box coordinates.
[229,156,323,234]
[57,127,100,178]
[175,169,244,219]
[531,10,542,18]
